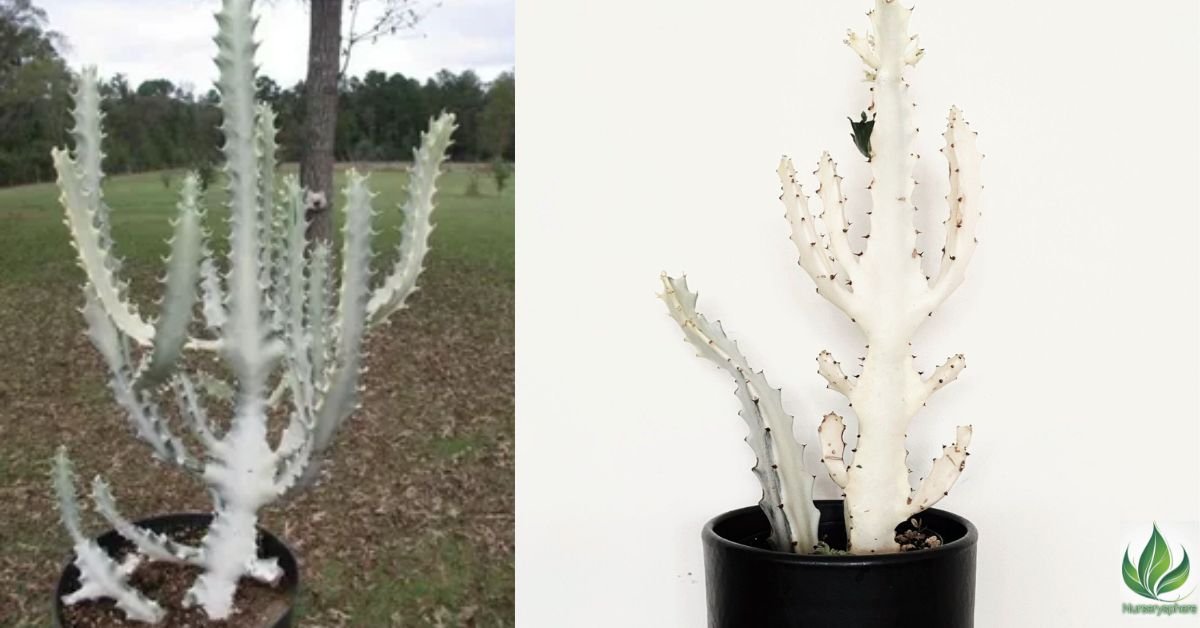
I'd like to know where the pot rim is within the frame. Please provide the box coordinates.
[702,501,978,566]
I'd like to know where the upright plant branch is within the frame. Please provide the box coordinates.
[663,0,982,555]
[49,0,456,618]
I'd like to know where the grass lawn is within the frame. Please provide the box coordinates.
[0,165,514,626]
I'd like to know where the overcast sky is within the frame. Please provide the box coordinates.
[37,0,513,92]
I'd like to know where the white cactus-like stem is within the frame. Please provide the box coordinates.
[54,68,154,347]
[909,425,972,513]
[91,478,202,565]
[50,0,455,619]
[81,289,198,473]
[816,350,854,397]
[217,0,275,394]
[184,404,279,617]
[198,247,227,334]
[136,174,205,390]
[818,413,849,490]
[660,274,820,553]
[171,374,225,456]
[664,0,980,556]
[311,171,376,453]
[307,241,335,387]
[53,449,165,623]
[784,0,980,553]
[366,114,454,326]
[778,159,859,319]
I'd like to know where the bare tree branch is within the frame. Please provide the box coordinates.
[340,0,441,76]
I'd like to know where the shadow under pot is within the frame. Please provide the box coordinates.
[52,512,299,628]
[703,500,978,628]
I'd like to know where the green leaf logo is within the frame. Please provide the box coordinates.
[1123,523,1193,602]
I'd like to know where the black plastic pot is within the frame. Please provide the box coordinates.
[52,512,299,627]
[703,500,977,628]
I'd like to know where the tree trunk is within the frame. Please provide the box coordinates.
[301,0,343,243]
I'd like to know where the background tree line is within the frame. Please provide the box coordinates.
[0,0,514,188]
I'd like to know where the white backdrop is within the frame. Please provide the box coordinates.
[516,1,1200,626]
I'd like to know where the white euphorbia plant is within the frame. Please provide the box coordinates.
[49,0,455,620]
[662,0,981,555]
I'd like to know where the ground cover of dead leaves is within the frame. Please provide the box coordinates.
[0,245,514,625]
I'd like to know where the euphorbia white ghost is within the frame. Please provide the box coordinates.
[662,0,981,555]
[50,0,455,619]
